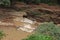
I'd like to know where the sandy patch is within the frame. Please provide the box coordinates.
[0,26,31,40]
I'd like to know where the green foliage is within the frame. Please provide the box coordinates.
[0,31,5,40]
[0,0,59,6]
[0,0,10,6]
[33,0,41,4]
[23,34,53,40]
[23,22,60,40]
[23,22,54,40]
[33,0,53,4]
[34,0,57,5]
[19,0,58,5]
[36,22,60,40]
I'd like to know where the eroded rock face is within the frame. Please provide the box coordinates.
[6,12,27,17]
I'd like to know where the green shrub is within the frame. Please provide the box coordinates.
[36,22,60,40]
[0,31,5,40]
[23,34,53,40]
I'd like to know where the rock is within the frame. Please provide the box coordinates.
[13,17,36,33]
[17,24,35,33]
[22,18,34,24]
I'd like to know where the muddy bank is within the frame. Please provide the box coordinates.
[0,26,31,40]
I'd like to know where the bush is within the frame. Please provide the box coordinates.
[0,31,5,40]
[23,22,55,40]
[23,34,53,40]
[36,22,60,40]
[23,22,60,40]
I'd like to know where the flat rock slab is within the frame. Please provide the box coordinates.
[13,17,36,33]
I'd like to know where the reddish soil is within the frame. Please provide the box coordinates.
[0,3,60,24]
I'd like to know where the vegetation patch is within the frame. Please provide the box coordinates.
[0,0,60,7]
[0,31,5,40]
[19,0,59,5]
[36,22,60,40]
[23,34,53,40]
[23,22,60,40]
[0,0,10,6]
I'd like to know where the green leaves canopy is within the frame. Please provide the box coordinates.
[0,0,10,6]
